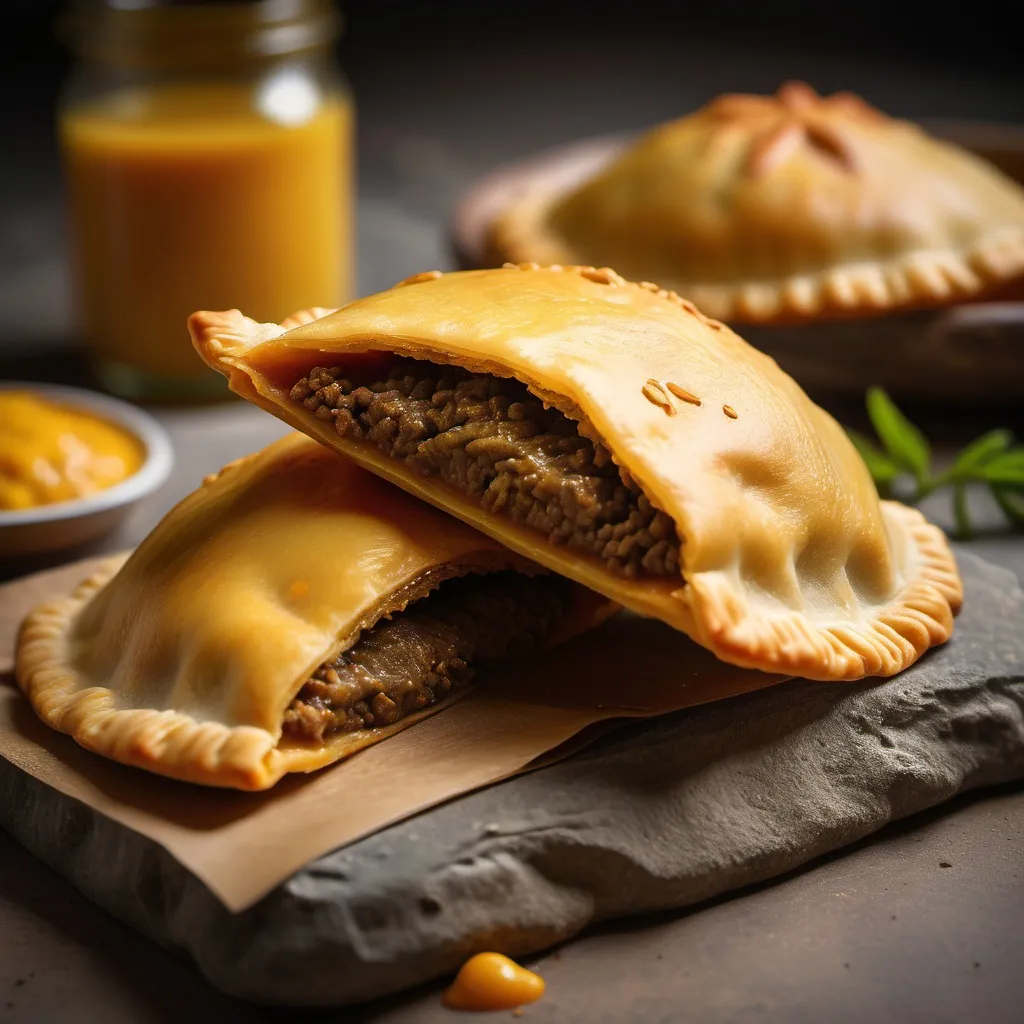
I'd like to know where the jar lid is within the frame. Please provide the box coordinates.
[61,0,343,67]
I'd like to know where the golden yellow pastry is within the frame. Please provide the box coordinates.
[15,432,609,790]
[487,83,1024,323]
[0,390,144,510]
[191,263,962,682]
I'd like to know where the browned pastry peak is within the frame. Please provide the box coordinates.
[705,81,889,177]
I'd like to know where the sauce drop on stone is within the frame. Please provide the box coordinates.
[442,952,545,1011]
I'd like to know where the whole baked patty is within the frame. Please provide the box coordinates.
[290,359,681,579]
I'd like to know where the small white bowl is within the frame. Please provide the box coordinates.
[0,383,174,561]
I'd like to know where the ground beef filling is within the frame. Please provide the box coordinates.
[283,572,566,743]
[290,359,681,578]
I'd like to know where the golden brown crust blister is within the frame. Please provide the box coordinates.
[487,83,1024,324]
[191,263,963,682]
[15,433,610,790]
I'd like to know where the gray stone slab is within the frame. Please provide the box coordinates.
[0,550,1022,1008]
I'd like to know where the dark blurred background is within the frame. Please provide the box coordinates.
[1,12,1023,1016]
[1,0,1022,365]
[4,0,1023,66]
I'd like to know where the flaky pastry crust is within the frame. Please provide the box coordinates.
[488,83,1024,324]
[15,433,609,790]
[191,263,963,682]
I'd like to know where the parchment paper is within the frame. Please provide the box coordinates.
[0,556,785,913]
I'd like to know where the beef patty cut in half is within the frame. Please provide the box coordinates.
[191,265,964,685]
[284,569,567,743]
[289,359,681,580]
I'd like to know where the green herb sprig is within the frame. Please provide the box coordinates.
[848,387,1024,539]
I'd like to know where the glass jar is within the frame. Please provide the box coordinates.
[58,0,353,401]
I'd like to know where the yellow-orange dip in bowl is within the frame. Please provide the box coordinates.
[0,384,172,560]
[0,390,145,510]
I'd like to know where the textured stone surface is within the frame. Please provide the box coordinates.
[0,551,1022,1008]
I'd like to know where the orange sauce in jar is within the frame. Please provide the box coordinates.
[60,80,351,397]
